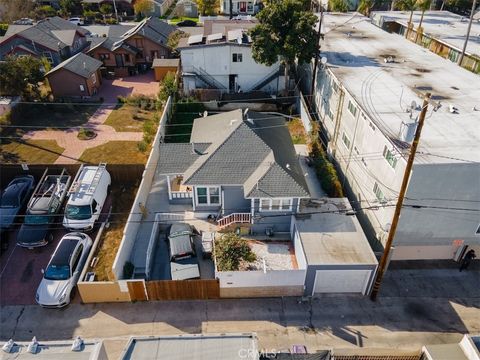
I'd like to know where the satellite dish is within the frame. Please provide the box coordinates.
[410,100,417,110]
[320,56,327,65]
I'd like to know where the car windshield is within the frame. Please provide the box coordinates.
[0,190,19,208]
[44,264,70,280]
[65,204,91,220]
[25,214,49,225]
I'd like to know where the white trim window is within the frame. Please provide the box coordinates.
[347,100,357,117]
[259,198,292,212]
[232,53,243,62]
[373,182,385,203]
[383,145,398,169]
[342,132,351,149]
[195,186,220,206]
[42,51,54,64]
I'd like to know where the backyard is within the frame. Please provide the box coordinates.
[80,141,149,164]
[164,102,205,143]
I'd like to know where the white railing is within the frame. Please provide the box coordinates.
[171,191,192,199]
[217,213,251,229]
[145,213,161,280]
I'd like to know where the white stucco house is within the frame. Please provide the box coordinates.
[178,20,285,95]
[306,13,480,261]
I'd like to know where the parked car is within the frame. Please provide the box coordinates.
[13,18,34,25]
[63,164,110,232]
[36,232,92,308]
[17,170,72,248]
[168,223,200,280]
[0,175,35,232]
[177,19,196,27]
[68,17,84,26]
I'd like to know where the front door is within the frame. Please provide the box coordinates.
[229,74,237,93]
[115,54,124,67]
[239,1,246,12]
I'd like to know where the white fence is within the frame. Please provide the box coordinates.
[112,96,172,280]
[171,191,192,199]
[299,92,313,133]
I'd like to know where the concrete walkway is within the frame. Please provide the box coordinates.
[22,72,159,164]
[295,144,326,198]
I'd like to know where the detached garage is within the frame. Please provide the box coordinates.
[292,198,378,296]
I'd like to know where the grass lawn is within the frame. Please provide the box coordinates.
[79,141,148,164]
[165,102,205,143]
[88,185,138,281]
[104,104,157,132]
[0,140,64,163]
[287,118,307,144]
[9,103,99,136]
[169,17,199,24]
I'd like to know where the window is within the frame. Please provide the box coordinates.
[42,51,53,64]
[92,199,98,213]
[342,132,351,149]
[383,145,398,169]
[332,80,339,93]
[347,100,357,117]
[247,1,253,11]
[232,53,243,62]
[79,84,85,92]
[368,121,376,132]
[99,53,110,60]
[327,108,334,120]
[373,182,385,202]
[196,187,220,206]
[124,54,130,62]
[136,51,144,59]
[259,198,292,211]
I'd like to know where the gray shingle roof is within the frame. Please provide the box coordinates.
[46,52,102,78]
[177,110,310,198]
[2,17,87,51]
[157,143,201,174]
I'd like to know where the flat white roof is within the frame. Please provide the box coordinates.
[0,340,104,360]
[295,198,378,266]
[319,13,480,163]
[120,334,259,360]
[371,10,480,57]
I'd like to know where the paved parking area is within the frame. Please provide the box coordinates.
[0,197,111,306]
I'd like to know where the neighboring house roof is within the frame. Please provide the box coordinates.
[85,18,175,54]
[1,17,87,52]
[294,198,378,266]
[152,58,180,67]
[158,109,309,198]
[46,52,102,78]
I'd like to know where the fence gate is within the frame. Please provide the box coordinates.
[146,279,220,300]
[127,280,148,301]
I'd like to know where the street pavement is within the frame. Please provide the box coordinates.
[0,266,478,356]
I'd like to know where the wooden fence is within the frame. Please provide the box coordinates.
[0,163,144,185]
[146,279,220,300]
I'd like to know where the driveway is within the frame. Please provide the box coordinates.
[22,72,160,164]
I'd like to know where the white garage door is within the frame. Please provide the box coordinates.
[313,270,372,294]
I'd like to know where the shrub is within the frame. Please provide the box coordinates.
[158,72,178,103]
[123,261,135,279]
[0,24,8,36]
[104,17,118,24]
[214,233,257,271]
[137,141,148,152]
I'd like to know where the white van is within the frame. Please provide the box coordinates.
[63,164,111,232]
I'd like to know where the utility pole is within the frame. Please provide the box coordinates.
[458,0,477,66]
[112,0,119,22]
[370,92,431,301]
[310,5,323,96]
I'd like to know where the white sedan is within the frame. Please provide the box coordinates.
[36,232,92,308]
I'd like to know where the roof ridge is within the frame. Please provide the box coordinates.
[270,162,309,196]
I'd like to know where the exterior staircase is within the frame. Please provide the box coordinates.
[217,213,251,231]
[248,65,284,92]
[192,66,227,90]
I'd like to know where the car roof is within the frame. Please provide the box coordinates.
[50,238,80,266]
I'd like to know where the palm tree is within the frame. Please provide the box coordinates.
[397,0,417,39]
[357,0,374,16]
[415,0,432,43]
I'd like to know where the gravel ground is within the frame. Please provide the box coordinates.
[246,240,296,271]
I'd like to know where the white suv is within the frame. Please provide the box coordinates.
[36,233,92,308]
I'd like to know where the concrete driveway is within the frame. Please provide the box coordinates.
[22,72,159,164]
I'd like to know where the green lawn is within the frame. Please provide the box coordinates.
[104,104,157,132]
[0,140,64,163]
[169,17,199,24]
[165,102,205,143]
[79,141,148,164]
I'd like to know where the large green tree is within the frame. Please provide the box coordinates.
[357,0,374,15]
[214,233,256,271]
[250,0,318,91]
[0,56,45,98]
[196,0,218,15]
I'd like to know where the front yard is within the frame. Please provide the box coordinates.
[104,104,157,132]
[79,141,149,164]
